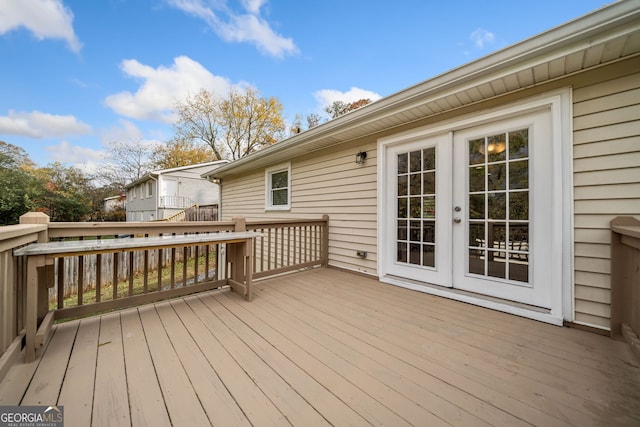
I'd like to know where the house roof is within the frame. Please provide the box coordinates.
[203,0,640,179]
[126,159,229,189]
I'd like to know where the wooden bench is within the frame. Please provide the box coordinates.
[14,231,261,362]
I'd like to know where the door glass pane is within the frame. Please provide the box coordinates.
[409,243,421,264]
[469,249,485,275]
[509,191,529,220]
[490,223,506,250]
[488,193,506,220]
[509,160,528,189]
[488,163,506,191]
[398,198,407,218]
[410,197,421,218]
[509,129,529,159]
[398,175,408,196]
[398,153,408,174]
[423,171,435,194]
[487,133,506,162]
[396,147,437,269]
[509,252,529,282]
[423,148,436,170]
[422,245,435,267]
[469,139,484,165]
[466,128,530,283]
[469,194,485,219]
[409,220,421,241]
[423,197,436,218]
[410,151,421,172]
[469,166,485,192]
[422,221,435,243]
[469,222,484,247]
[410,174,421,195]
[397,242,407,263]
[397,220,408,241]
[487,251,506,279]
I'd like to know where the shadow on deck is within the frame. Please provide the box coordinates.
[1,267,639,426]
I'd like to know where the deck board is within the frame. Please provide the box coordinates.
[120,308,170,427]
[58,317,100,427]
[4,267,640,426]
[92,313,130,427]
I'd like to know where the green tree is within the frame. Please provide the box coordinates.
[36,163,93,222]
[0,141,38,225]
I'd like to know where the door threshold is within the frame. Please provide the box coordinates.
[381,274,563,326]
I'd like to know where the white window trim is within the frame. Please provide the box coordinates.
[265,162,291,211]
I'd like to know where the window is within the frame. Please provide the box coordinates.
[147,182,153,198]
[265,163,291,210]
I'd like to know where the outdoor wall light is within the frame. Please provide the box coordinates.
[479,141,506,155]
[355,151,367,164]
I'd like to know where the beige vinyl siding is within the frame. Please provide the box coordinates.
[572,70,640,329]
[221,141,378,275]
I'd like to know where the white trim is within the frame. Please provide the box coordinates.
[265,162,291,211]
[380,274,564,326]
[378,88,573,325]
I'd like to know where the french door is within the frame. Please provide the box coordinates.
[383,107,554,309]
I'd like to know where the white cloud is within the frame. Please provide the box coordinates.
[313,87,382,113]
[166,0,297,58]
[46,140,103,165]
[470,28,495,49]
[105,56,235,122]
[99,120,164,151]
[0,0,81,52]
[0,110,91,138]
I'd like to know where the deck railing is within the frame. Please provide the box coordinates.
[0,216,48,379]
[611,216,640,361]
[0,213,328,372]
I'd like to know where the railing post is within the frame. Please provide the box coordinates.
[321,214,329,267]
[20,212,50,362]
[233,216,246,232]
[611,216,640,348]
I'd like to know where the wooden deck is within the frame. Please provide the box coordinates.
[1,267,639,426]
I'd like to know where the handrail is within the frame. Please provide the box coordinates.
[156,204,199,222]
[610,216,640,361]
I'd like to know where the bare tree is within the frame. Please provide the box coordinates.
[324,98,372,119]
[173,89,225,160]
[96,140,154,190]
[172,87,286,161]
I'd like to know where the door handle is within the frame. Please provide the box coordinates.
[453,218,462,223]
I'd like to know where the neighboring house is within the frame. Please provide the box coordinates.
[203,1,640,333]
[103,194,126,212]
[126,160,228,221]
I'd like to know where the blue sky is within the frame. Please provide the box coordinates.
[0,0,612,172]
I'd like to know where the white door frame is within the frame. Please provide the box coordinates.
[377,89,573,325]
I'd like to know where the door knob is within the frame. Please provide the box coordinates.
[453,218,462,223]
